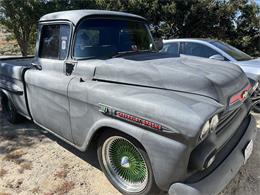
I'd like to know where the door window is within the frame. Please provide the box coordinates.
[181,42,219,58]
[39,24,70,60]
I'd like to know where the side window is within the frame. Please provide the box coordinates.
[160,43,180,57]
[181,42,219,58]
[39,24,70,60]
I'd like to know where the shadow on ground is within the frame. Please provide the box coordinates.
[0,110,100,170]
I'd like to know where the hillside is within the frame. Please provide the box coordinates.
[0,25,20,56]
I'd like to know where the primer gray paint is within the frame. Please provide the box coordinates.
[0,10,256,194]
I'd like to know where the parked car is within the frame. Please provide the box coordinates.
[162,39,260,112]
[0,10,257,195]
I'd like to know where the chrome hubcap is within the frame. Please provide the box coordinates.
[121,156,130,168]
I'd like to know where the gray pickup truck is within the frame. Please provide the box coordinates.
[0,10,257,195]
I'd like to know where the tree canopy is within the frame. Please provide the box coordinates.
[0,0,259,56]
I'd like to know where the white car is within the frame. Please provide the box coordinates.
[162,38,260,111]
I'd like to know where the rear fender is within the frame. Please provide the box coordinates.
[0,77,23,95]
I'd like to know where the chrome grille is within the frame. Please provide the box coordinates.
[215,107,241,134]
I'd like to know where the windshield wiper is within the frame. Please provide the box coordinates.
[112,50,155,58]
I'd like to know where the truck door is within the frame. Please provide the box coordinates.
[24,23,73,141]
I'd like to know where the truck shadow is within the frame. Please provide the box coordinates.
[0,114,46,154]
[44,129,101,170]
[0,110,101,170]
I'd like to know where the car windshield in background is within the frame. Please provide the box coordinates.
[211,41,252,61]
[74,18,155,59]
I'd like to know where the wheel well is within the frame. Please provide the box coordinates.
[0,91,15,110]
[88,126,146,153]
[0,90,8,103]
[88,126,109,150]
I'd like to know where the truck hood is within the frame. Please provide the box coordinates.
[93,53,249,105]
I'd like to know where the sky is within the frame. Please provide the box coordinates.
[256,0,260,4]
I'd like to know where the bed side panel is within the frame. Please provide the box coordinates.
[0,59,32,117]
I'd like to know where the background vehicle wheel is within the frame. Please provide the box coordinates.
[97,131,161,195]
[252,86,260,113]
[1,94,22,123]
[252,103,260,113]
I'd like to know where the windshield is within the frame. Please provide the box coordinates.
[211,41,252,61]
[74,18,155,59]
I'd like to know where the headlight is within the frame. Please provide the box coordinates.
[200,114,219,141]
[200,121,210,140]
[210,115,219,130]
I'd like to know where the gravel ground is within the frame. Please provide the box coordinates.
[0,104,259,195]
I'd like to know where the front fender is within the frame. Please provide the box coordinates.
[82,118,190,191]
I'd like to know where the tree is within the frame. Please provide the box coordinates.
[137,0,259,56]
[0,0,44,56]
[232,0,260,56]
[95,0,176,26]
[0,0,98,56]
[0,0,259,56]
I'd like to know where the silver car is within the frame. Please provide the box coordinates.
[162,38,260,111]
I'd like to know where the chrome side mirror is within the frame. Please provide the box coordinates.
[209,54,225,61]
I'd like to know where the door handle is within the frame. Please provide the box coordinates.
[65,60,77,76]
[31,63,42,70]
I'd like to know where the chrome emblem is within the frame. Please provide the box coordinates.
[121,156,130,168]
[241,90,249,99]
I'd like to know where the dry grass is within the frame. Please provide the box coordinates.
[31,187,41,194]
[3,149,27,164]
[44,181,75,195]
[18,161,33,173]
[16,179,24,188]
[0,168,8,177]
[54,170,68,179]
[6,179,24,189]
[4,149,27,161]
[54,164,69,179]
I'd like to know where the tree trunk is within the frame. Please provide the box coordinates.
[16,38,28,57]
[20,47,28,57]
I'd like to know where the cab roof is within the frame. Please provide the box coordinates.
[39,9,147,25]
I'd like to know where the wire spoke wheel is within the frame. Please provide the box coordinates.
[102,136,149,193]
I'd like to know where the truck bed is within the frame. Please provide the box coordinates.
[0,56,34,118]
[0,56,34,66]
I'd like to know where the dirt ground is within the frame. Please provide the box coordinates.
[0,104,259,195]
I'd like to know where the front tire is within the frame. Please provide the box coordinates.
[97,131,161,195]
